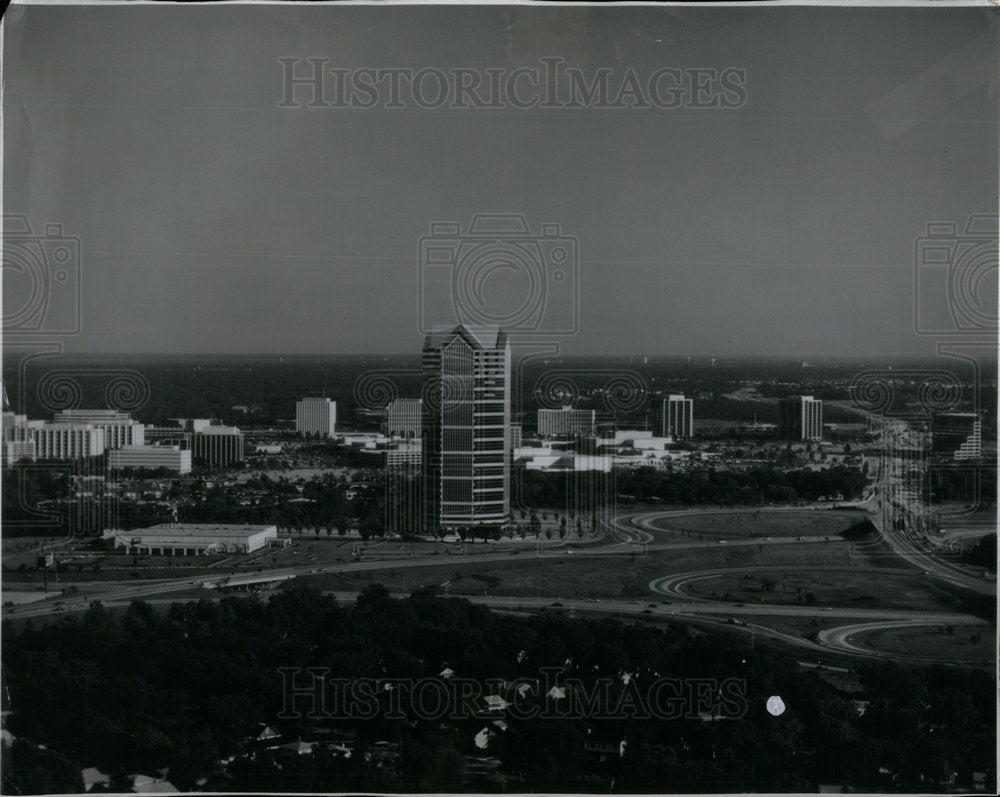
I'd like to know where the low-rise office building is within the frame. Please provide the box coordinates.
[108,445,192,474]
[104,523,278,555]
[192,424,245,467]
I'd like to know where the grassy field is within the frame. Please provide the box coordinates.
[647,510,866,539]
[292,535,916,604]
[680,567,966,613]
[853,623,995,665]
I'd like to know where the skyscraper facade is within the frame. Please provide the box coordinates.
[931,412,981,460]
[422,325,510,532]
[654,394,694,438]
[779,395,823,441]
[386,398,422,438]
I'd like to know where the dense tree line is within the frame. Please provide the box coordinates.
[518,464,867,510]
[2,586,994,793]
[963,534,996,571]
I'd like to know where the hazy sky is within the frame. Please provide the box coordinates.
[3,2,997,357]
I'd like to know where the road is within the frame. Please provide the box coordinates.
[5,503,993,667]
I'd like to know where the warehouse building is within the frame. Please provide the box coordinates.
[104,523,277,555]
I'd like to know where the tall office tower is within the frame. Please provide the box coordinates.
[191,424,245,467]
[422,324,510,533]
[537,406,597,438]
[654,394,694,438]
[779,395,823,441]
[296,397,337,437]
[386,398,423,438]
[52,409,144,448]
[931,412,981,460]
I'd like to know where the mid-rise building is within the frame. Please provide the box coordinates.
[386,398,422,439]
[3,413,38,464]
[192,424,245,467]
[296,398,337,437]
[52,409,144,449]
[654,394,694,438]
[779,395,823,441]
[931,413,982,460]
[108,445,192,474]
[32,423,106,460]
[537,406,596,438]
[509,422,522,451]
[422,324,510,532]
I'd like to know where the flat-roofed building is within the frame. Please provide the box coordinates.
[192,424,245,467]
[537,406,596,438]
[654,394,694,438]
[32,423,106,460]
[386,398,422,438]
[3,413,39,464]
[509,422,522,451]
[779,395,823,441]
[296,397,337,437]
[104,523,277,555]
[108,445,192,474]
[52,409,144,448]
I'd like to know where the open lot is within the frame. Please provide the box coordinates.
[293,535,917,605]
[679,567,967,613]
[647,509,865,539]
[854,623,994,665]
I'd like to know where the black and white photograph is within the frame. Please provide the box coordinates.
[1,0,997,794]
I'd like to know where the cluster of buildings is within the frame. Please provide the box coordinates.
[2,408,246,473]
[3,409,145,465]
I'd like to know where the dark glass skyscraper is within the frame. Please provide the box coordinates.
[422,324,510,533]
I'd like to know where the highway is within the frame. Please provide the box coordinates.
[4,502,994,667]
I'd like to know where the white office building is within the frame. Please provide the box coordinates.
[296,397,337,437]
[779,396,823,441]
[537,406,596,438]
[52,409,144,448]
[32,423,106,459]
[108,445,192,474]
[656,395,694,438]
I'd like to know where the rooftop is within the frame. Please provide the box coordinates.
[424,324,508,351]
[111,524,276,538]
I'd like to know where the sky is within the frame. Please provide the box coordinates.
[2,2,997,357]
